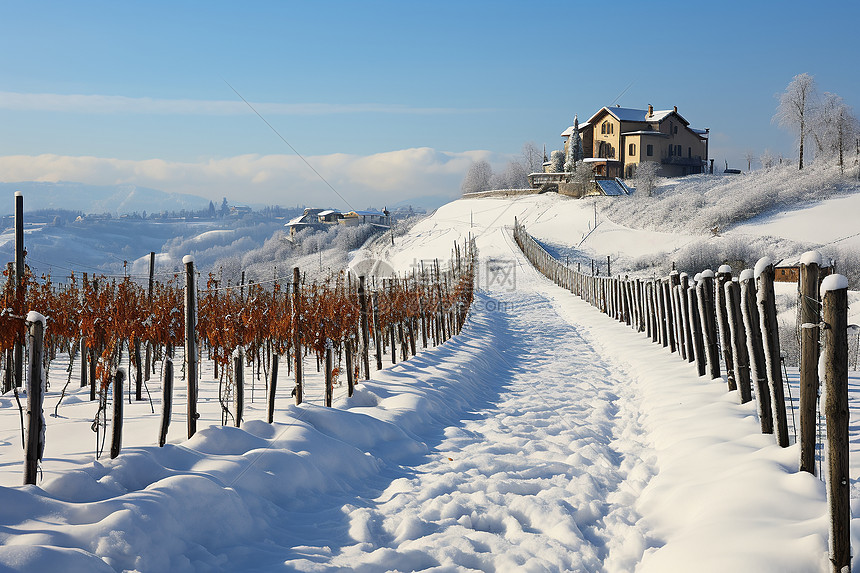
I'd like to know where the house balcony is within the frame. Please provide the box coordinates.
[527,172,566,189]
[661,156,705,167]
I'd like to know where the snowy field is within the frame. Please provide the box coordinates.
[2,188,860,571]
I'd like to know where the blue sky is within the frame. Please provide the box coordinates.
[1,0,858,209]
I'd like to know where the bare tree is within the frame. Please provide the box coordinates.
[774,73,817,170]
[760,149,775,169]
[745,150,755,171]
[521,142,544,175]
[460,160,493,195]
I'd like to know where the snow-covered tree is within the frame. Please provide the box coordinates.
[812,92,858,174]
[760,149,775,169]
[564,115,584,172]
[774,73,817,170]
[568,160,592,195]
[521,142,544,175]
[549,150,565,172]
[632,161,659,197]
[490,160,529,190]
[460,160,493,195]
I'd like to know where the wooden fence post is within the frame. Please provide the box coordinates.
[725,280,753,403]
[687,282,706,376]
[234,347,244,427]
[670,272,684,357]
[293,267,304,405]
[716,266,737,391]
[822,274,850,573]
[14,193,24,391]
[697,270,721,380]
[755,258,789,447]
[183,255,198,439]
[158,350,173,447]
[24,314,45,485]
[740,271,774,433]
[799,252,821,474]
[110,369,125,459]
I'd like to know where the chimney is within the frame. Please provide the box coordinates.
[673,105,677,113]
[647,104,653,117]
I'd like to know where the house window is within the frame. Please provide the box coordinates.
[646,144,653,156]
[601,122,606,134]
[688,147,692,158]
[628,143,636,156]
[674,125,678,134]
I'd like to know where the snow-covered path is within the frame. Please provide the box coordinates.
[0,198,843,572]
[282,269,656,572]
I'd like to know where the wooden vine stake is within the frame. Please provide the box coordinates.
[266,353,278,424]
[293,267,303,405]
[159,351,173,447]
[822,274,850,573]
[24,313,46,485]
[358,276,370,380]
[234,347,244,427]
[799,251,821,474]
[184,255,198,438]
[110,369,125,459]
[324,340,334,407]
[740,271,773,433]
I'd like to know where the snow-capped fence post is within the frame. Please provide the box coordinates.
[14,193,25,391]
[158,349,173,447]
[145,251,155,382]
[687,284,706,376]
[697,271,721,380]
[324,340,333,408]
[725,280,753,403]
[740,272,773,433]
[109,369,125,459]
[798,252,821,474]
[755,259,789,447]
[184,255,198,438]
[293,267,304,405]
[24,313,45,485]
[821,274,850,573]
[715,267,737,391]
[234,347,244,427]
[663,278,676,352]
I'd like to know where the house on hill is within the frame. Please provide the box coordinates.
[566,104,709,179]
[529,104,710,196]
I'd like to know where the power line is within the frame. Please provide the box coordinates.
[223,80,355,212]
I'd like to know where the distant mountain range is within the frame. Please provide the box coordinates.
[0,181,211,215]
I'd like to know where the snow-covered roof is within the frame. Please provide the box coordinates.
[317,209,337,216]
[561,125,574,137]
[586,106,686,126]
[690,127,709,136]
[286,215,305,226]
[353,210,385,217]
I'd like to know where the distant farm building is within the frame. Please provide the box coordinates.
[285,207,391,237]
